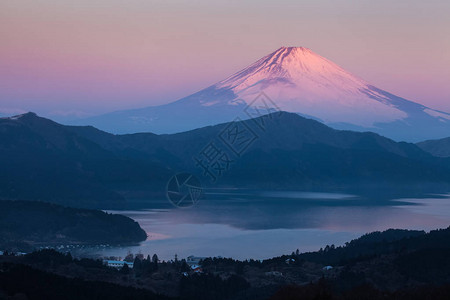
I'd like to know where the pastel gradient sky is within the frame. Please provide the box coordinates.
[1,0,450,119]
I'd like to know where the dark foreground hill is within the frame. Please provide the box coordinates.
[0,200,147,251]
[2,227,450,300]
[2,112,450,208]
[0,262,173,300]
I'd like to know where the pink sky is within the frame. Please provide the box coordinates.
[1,0,450,119]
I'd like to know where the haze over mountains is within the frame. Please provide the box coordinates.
[70,47,450,142]
[2,112,450,208]
[417,137,450,158]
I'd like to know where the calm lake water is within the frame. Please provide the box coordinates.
[77,190,450,261]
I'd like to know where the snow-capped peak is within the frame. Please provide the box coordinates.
[218,46,367,91]
[213,46,406,127]
[72,46,450,142]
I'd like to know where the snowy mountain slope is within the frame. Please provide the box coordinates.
[70,47,450,142]
[215,47,406,127]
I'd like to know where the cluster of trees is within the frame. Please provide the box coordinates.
[24,249,106,269]
[0,262,174,300]
[269,279,450,300]
[129,254,159,276]
[179,273,250,300]
[202,257,263,268]
[265,228,439,266]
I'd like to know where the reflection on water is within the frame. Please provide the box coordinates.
[78,190,450,261]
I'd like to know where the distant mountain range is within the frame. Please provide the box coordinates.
[2,112,450,208]
[70,47,450,142]
[417,137,450,157]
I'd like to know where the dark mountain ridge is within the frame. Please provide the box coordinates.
[417,136,450,157]
[0,113,171,208]
[1,112,450,208]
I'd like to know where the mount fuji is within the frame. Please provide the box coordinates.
[71,47,450,142]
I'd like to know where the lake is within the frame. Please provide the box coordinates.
[76,190,450,261]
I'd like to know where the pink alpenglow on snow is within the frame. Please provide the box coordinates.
[215,47,407,126]
[72,47,450,142]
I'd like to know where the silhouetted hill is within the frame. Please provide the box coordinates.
[0,262,173,300]
[69,111,431,161]
[69,111,450,189]
[0,113,171,208]
[0,200,147,251]
[417,136,450,157]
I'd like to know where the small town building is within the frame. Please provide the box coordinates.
[103,260,134,269]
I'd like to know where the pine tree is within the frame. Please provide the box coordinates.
[134,256,142,271]
[152,254,158,263]
[152,254,159,271]
[120,263,130,274]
